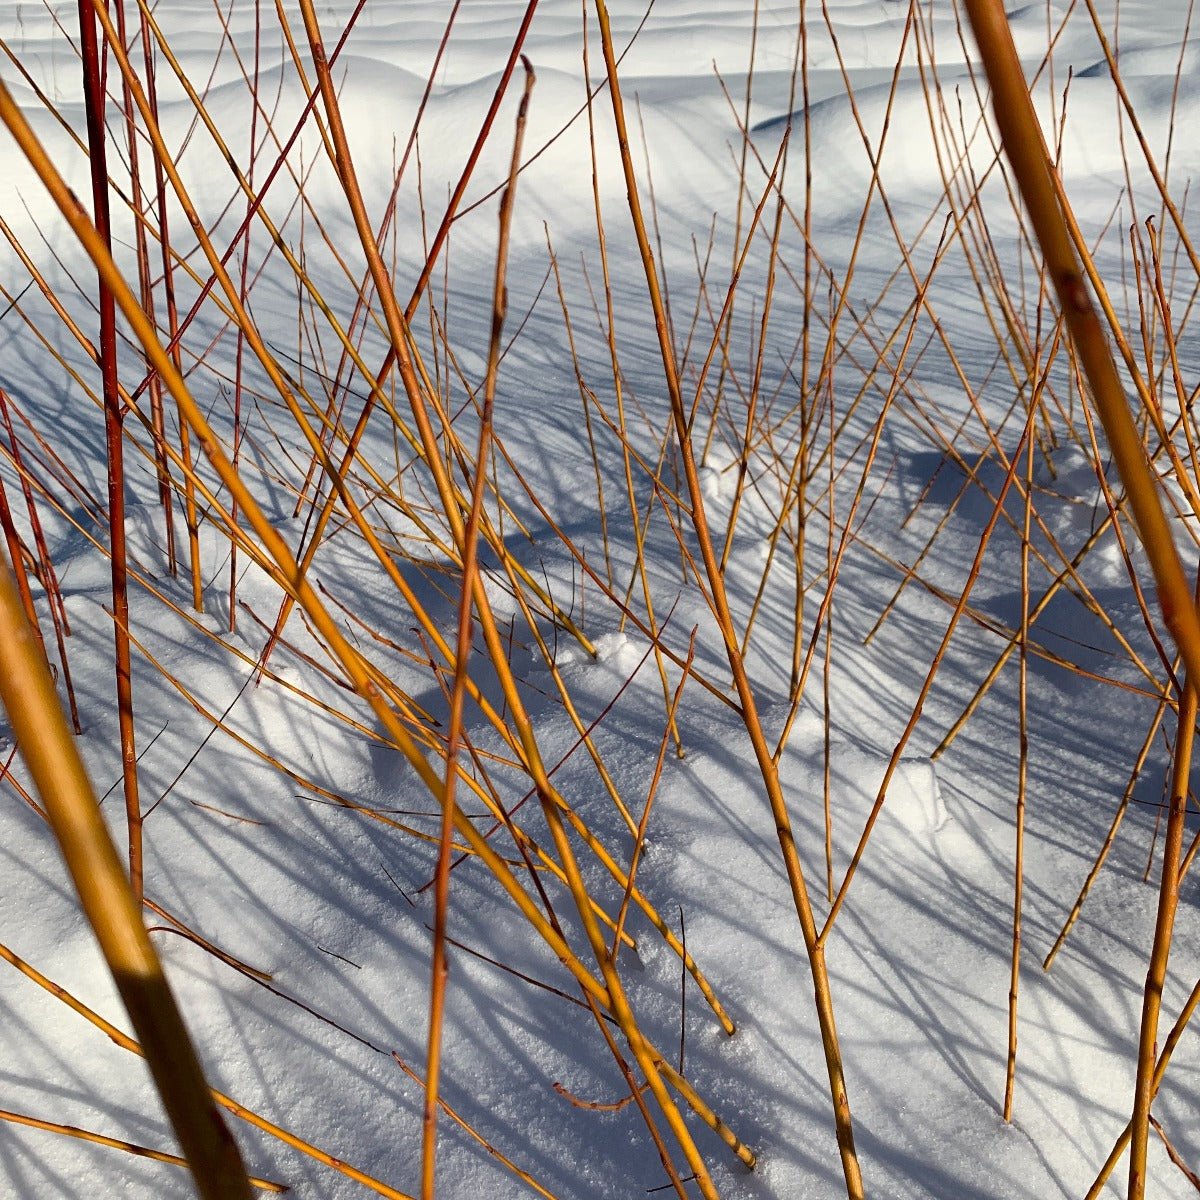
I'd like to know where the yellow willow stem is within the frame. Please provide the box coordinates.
[0,552,252,1200]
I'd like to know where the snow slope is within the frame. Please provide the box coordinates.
[0,1,1198,1198]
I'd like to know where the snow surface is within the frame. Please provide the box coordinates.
[1,1,1199,1197]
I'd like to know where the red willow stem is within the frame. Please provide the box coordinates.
[78,0,142,900]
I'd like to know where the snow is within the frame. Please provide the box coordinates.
[1,1,1199,1197]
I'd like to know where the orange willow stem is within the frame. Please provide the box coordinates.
[140,3,204,612]
[1128,675,1195,1197]
[1004,413,1035,1122]
[1085,967,1200,1198]
[114,0,176,578]
[78,0,143,902]
[0,391,81,731]
[963,6,1200,1193]
[0,472,45,661]
[0,1109,287,1192]
[0,937,418,1199]
[0,67,745,1179]
[963,0,1200,685]
[286,8,732,1175]
[0,555,252,1198]
[422,59,535,1200]
[591,1,862,1194]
